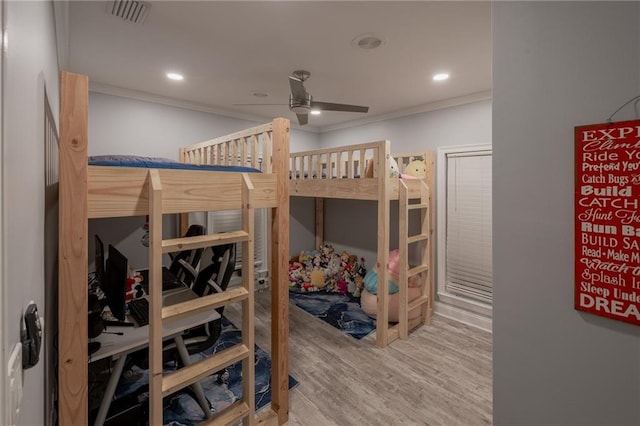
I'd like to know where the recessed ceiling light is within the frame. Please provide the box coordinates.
[433,73,450,82]
[352,33,387,50]
[310,110,321,115]
[166,72,184,81]
[252,91,269,98]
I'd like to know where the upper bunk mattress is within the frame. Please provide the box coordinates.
[89,155,260,173]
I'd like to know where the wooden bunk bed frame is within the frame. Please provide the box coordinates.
[289,141,435,347]
[58,71,290,425]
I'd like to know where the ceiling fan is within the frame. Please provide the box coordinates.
[287,70,369,125]
[237,70,369,126]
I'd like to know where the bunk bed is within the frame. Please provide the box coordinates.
[289,141,434,347]
[58,71,290,426]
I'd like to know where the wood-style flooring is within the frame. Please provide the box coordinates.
[225,290,492,426]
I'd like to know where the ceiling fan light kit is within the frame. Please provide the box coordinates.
[289,93,312,114]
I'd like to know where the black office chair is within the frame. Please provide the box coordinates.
[182,243,236,355]
[168,224,206,287]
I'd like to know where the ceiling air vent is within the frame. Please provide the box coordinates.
[106,0,151,24]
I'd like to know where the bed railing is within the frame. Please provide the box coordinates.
[290,140,387,180]
[180,122,274,172]
[290,142,430,181]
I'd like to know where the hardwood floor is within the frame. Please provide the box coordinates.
[225,290,493,426]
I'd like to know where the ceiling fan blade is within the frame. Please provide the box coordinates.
[311,100,369,113]
[296,113,308,126]
[233,103,288,106]
[289,76,308,100]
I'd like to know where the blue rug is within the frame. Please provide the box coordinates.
[113,317,298,425]
[289,291,376,339]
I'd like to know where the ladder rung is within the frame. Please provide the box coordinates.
[408,203,429,210]
[199,400,250,426]
[162,231,249,254]
[162,287,249,323]
[162,343,250,396]
[408,264,429,277]
[407,233,429,244]
[408,315,424,331]
[408,295,429,311]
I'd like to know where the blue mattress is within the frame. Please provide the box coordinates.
[89,155,260,173]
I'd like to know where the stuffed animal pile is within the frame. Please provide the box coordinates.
[289,244,367,296]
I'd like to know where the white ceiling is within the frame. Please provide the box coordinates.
[64,1,492,132]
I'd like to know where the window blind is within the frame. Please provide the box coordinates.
[207,209,267,272]
[446,152,493,304]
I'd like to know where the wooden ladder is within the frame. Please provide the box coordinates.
[147,170,256,426]
[398,179,431,339]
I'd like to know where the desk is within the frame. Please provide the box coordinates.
[90,308,220,426]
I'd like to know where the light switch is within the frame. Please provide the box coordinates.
[7,343,22,426]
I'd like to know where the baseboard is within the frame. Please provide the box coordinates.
[434,301,492,333]
[227,269,269,291]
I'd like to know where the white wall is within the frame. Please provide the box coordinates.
[293,101,491,269]
[3,1,59,425]
[318,100,491,150]
[87,92,319,268]
[493,2,640,424]
[88,92,319,158]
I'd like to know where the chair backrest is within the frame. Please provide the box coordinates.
[183,243,236,355]
[169,224,206,287]
[191,244,236,298]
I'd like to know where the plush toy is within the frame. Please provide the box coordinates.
[299,251,311,265]
[389,157,399,178]
[353,275,365,297]
[321,244,334,258]
[340,251,350,265]
[364,157,400,178]
[359,248,424,321]
[402,157,427,179]
[310,270,326,288]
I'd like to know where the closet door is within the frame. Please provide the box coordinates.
[437,145,493,325]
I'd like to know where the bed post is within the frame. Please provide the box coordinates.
[178,147,190,236]
[315,198,323,249]
[376,141,391,347]
[270,117,290,423]
[58,71,89,425]
[424,151,436,317]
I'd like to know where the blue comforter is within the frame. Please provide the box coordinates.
[89,155,260,173]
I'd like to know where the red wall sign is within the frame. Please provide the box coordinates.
[575,119,640,325]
